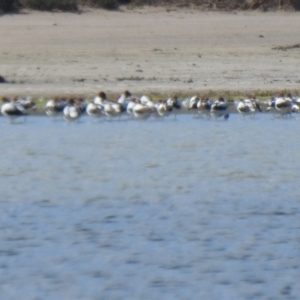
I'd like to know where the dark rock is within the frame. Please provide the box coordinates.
[0,75,6,83]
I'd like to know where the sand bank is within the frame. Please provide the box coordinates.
[0,8,300,98]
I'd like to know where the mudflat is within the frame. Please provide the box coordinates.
[0,7,300,98]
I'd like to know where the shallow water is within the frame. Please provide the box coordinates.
[1,114,300,299]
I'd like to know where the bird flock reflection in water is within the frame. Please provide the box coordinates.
[1,91,300,123]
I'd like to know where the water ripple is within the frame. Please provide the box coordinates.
[0,115,300,299]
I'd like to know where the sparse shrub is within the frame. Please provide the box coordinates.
[0,0,18,12]
[294,0,300,10]
[129,0,299,10]
[84,0,119,10]
[2,0,300,13]
[21,0,78,11]
[118,0,130,4]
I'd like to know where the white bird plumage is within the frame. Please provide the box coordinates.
[86,102,103,118]
[133,98,153,120]
[210,97,229,119]
[1,97,27,123]
[45,97,66,117]
[63,99,81,122]
[266,93,293,117]
[155,100,172,118]
[236,99,256,117]
[197,97,212,118]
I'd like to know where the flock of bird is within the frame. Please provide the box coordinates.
[1,90,300,123]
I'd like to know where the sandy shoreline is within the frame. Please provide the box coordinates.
[0,8,300,99]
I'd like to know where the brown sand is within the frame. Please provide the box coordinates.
[0,7,300,98]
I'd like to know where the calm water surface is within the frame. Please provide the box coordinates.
[0,114,300,299]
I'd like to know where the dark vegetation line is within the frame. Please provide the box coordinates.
[1,0,300,12]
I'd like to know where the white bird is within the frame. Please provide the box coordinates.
[126,97,137,118]
[155,100,172,118]
[189,95,200,109]
[286,93,299,114]
[167,95,181,110]
[140,95,155,109]
[250,96,262,113]
[117,90,132,111]
[267,93,293,117]
[76,98,87,114]
[293,98,300,106]
[188,95,200,110]
[236,99,256,117]
[14,96,36,112]
[187,95,201,118]
[266,97,277,115]
[93,91,107,106]
[286,93,300,113]
[103,102,123,119]
[86,102,103,118]
[166,95,181,119]
[286,93,300,106]
[1,97,27,123]
[275,97,292,115]
[45,97,66,117]
[197,97,212,118]
[291,104,299,113]
[210,97,229,119]
[133,100,153,120]
[63,99,81,122]
[93,91,125,120]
